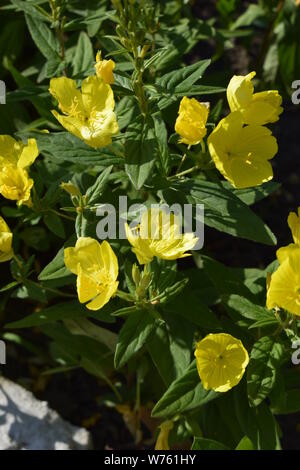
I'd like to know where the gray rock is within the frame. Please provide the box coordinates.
[0,376,92,450]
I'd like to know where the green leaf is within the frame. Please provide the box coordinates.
[166,179,276,245]
[23,132,123,167]
[125,117,157,189]
[114,309,157,368]
[5,300,114,329]
[157,59,211,92]
[152,361,218,418]
[234,388,281,450]
[72,31,94,76]
[232,4,265,29]
[25,14,59,61]
[147,324,178,387]
[247,336,285,407]
[38,244,74,282]
[44,213,65,238]
[10,0,51,22]
[165,292,222,330]
[148,312,194,387]
[64,318,117,352]
[152,112,170,176]
[272,389,300,415]
[85,166,113,205]
[235,436,255,450]
[225,294,279,328]
[201,256,253,298]
[223,182,281,206]
[192,437,229,450]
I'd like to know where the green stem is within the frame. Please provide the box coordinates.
[116,289,135,302]
[30,280,76,299]
[168,165,199,181]
[50,209,76,222]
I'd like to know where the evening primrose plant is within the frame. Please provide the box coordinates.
[0,0,298,451]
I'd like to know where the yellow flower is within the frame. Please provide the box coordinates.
[267,247,300,316]
[288,207,300,245]
[0,216,13,263]
[64,237,118,311]
[276,208,300,264]
[155,421,174,451]
[194,333,249,393]
[0,135,39,169]
[49,76,119,149]
[0,135,39,206]
[0,165,33,206]
[175,97,209,146]
[95,51,115,85]
[227,71,283,125]
[125,208,198,265]
[208,111,278,189]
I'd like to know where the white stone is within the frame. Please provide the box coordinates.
[0,376,92,450]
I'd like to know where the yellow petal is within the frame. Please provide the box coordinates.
[99,240,119,280]
[267,248,300,316]
[77,267,98,303]
[195,333,249,393]
[208,111,278,189]
[95,55,115,85]
[17,138,39,169]
[175,96,209,146]
[243,90,283,125]
[81,76,115,115]
[51,111,85,143]
[227,72,255,112]
[0,135,19,165]
[288,208,300,245]
[49,77,84,115]
[86,280,118,311]
[0,165,33,205]
[64,237,103,275]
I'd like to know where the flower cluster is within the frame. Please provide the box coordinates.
[175,72,282,189]
[2,63,286,397]
[49,52,118,149]
[208,72,282,189]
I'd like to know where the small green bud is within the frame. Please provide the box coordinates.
[132,263,141,287]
